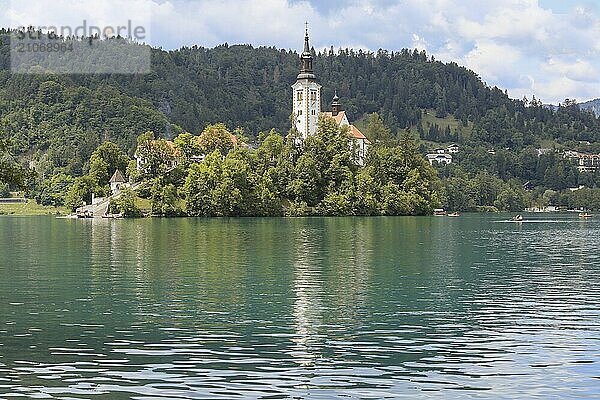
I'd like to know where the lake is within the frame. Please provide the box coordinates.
[0,214,599,399]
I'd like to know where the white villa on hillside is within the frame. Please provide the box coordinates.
[447,143,459,153]
[426,143,458,166]
[426,153,452,165]
[563,150,600,172]
[292,27,371,164]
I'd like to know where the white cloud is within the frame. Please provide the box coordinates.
[544,58,597,82]
[1,0,599,104]
[533,76,599,103]
[462,41,522,83]
[412,33,428,51]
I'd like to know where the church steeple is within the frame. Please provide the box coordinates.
[298,23,314,79]
[292,23,322,140]
[303,23,311,53]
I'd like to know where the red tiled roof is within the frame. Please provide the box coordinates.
[322,111,371,145]
[322,111,346,125]
[348,124,371,144]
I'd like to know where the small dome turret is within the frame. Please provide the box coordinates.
[331,91,342,116]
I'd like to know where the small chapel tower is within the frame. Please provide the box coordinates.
[292,24,322,140]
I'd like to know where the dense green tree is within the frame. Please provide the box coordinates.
[494,186,528,212]
[181,115,441,216]
[0,128,29,188]
[184,147,257,217]
[34,173,74,206]
[64,175,97,211]
[365,112,394,144]
[288,154,322,206]
[135,131,179,179]
[173,132,201,167]
[110,188,142,217]
[184,150,226,216]
[151,178,181,216]
[443,177,477,211]
[558,188,600,210]
[197,123,236,155]
[0,182,9,197]
[254,173,283,216]
[352,166,380,215]
[88,141,130,186]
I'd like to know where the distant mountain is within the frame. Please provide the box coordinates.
[542,99,600,116]
[543,104,559,112]
[580,99,600,117]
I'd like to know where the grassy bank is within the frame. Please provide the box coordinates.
[0,200,68,216]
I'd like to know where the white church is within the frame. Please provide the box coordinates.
[292,27,371,165]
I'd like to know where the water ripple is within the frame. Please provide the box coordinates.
[0,215,599,398]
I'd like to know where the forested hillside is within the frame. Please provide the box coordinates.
[2,30,600,152]
[2,29,600,211]
[580,98,600,117]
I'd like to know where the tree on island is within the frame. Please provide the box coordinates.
[365,113,394,145]
[0,128,30,191]
[88,141,130,187]
[197,123,237,155]
[182,115,441,217]
[64,176,97,211]
[135,131,180,179]
[109,188,142,217]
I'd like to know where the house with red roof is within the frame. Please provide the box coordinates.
[322,94,371,165]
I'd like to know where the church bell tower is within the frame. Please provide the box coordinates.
[292,24,322,140]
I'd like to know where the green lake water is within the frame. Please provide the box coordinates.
[0,214,599,399]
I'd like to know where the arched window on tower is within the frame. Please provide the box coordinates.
[297,91,303,101]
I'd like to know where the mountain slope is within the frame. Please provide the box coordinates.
[580,99,600,117]
[1,29,600,178]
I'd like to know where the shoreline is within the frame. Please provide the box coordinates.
[0,201,68,216]
[1,209,592,218]
[0,200,592,218]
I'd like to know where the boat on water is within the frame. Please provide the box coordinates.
[434,209,447,216]
[511,215,523,222]
[448,212,461,217]
[76,211,93,219]
[579,212,593,219]
[102,213,124,219]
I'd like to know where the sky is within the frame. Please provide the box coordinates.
[3,0,600,104]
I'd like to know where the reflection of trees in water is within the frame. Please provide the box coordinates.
[291,225,325,366]
[324,218,373,334]
[290,219,375,366]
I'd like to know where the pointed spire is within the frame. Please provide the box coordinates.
[298,22,315,79]
[303,22,310,54]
